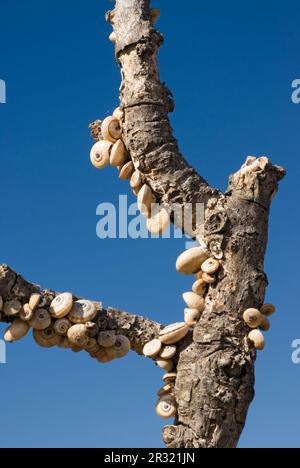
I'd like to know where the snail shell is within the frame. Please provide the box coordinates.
[33,326,62,348]
[130,170,143,190]
[159,322,189,345]
[49,293,73,319]
[147,207,170,235]
[260,304,276,317]
[184,308,201,327]
[85,321,99,338]
[119,161,134,180]
[150,8,160,25]
[143,338,162,358]
[97,354,115,363]
[0,296,3,311]
[109,31,117,43]
[29,293,41,311]
[176,248,208,275]
[19,303,34,322]
[90,346,107,360]
[84,338,99,352]
[29,308,51,330]
[54,317,72,335]
[97,330,116,348]
[106,334,131,358]
[201,258,220,274]
[202,272,215,284]
[4,319,30,342]
[156,395,177,419]
[112,107,124,120]
[243,308,264,329]
[159,345,176,360]
[248,329,265,350]
[3,300,22,317]
[58,336,71,349]
[101,116,122,142]
[192,279,208,296]
[110,140,128,167]
[90,141,112,169]
[137,184,154,218]
[156,359,174,372]
[68,299,97,324]
[259,316,270,332]
[157,382,174,397]
[163,372,177,383]
[182,292,205,312]
[67,324,89,347]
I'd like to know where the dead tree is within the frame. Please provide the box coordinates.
[0,0,285,448]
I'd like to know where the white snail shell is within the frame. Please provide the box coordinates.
[130,170,143,190]
[54,317,72,335]
[156,395,177,419]
[97,331,116,348]
[182,292,205,312]
[157,382,174,397]
[176,248,208,275]
[119,161,134,180]
[19,303,34,322]
[243,308,264,329]
[192,279,208,296]
[147,207,170,235]
[159,345,176,360]
[29,308,52,330]
[101,116,122,142]
[4,319,30,342]
[90,141,112,169]
[156,359,174,372]
[110,140,128,167]
[109,31,117,43]
[68,299,97,324]
[202,272,215,284]
[159,322,189,345]
[248,329,265,350]
[67,324,89,347]
[184,308,201,327]
[143,338,162,358]
[201,258,220,274]
[162,372,177,383]
[49,293,73,319]
[112,107,124,120]
[137,184,154,218]
[33,326,62,348]
[29,293,41,311]
[260,303,276,317]
[3,300,22,317]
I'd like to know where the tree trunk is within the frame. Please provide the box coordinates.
[0,0,285,449]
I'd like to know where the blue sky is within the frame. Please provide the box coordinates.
[0,0,299,448]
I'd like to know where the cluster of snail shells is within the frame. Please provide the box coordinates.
[90,109,170,236]
[143,322,189,419]
[176,247,221,326]
[0,292,131,363]
[243,304,276,351]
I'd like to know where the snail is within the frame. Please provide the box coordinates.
[201,258,220,275]
[243,308,264,329]
[101,116,122,143]
[90,141,113,169]
[4,319,30,342]
[157,382,174,397]
[49,293,73,319]
[192,279,208,296]
[84,338,99,353]
[159,322,189,345]
[85,321,99,338]
[29,293,41,311]
[176,247,208,275]
[97,353,115,363]
[156,395,177,419]
[112,107,124,121]
[147,206,170,235]
[106,334,131,358]
[260,316,270,332]
[67,324,89,347]
[248,329,265,350]
[29,308,52,330]
[3,300,22,317]
[137,184,154,217]
[156,359,174,372]
[19,303,34,322]
[97,331,116,348]
[90,346,107,360]
[163,372,177,382]
[130,170,143,191]
[159,345,177,360]
[202,272,215,284]
[58,336,71,349]
[182,292,205,312]
[33,326,62,348]
[119,161,134,180]
[109,31,117,43]
[184,308,201,327]
[143,338,162,358]
[0,296,3,311]
[110,140,128,167]
[54,317,72,336]
[68,299,97,324]
[260,304,276,317]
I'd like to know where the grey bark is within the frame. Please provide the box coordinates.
[0,0,286,449]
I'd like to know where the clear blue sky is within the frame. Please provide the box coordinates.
[0,0,299,448]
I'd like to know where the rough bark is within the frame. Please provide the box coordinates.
[0,0,286,449]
